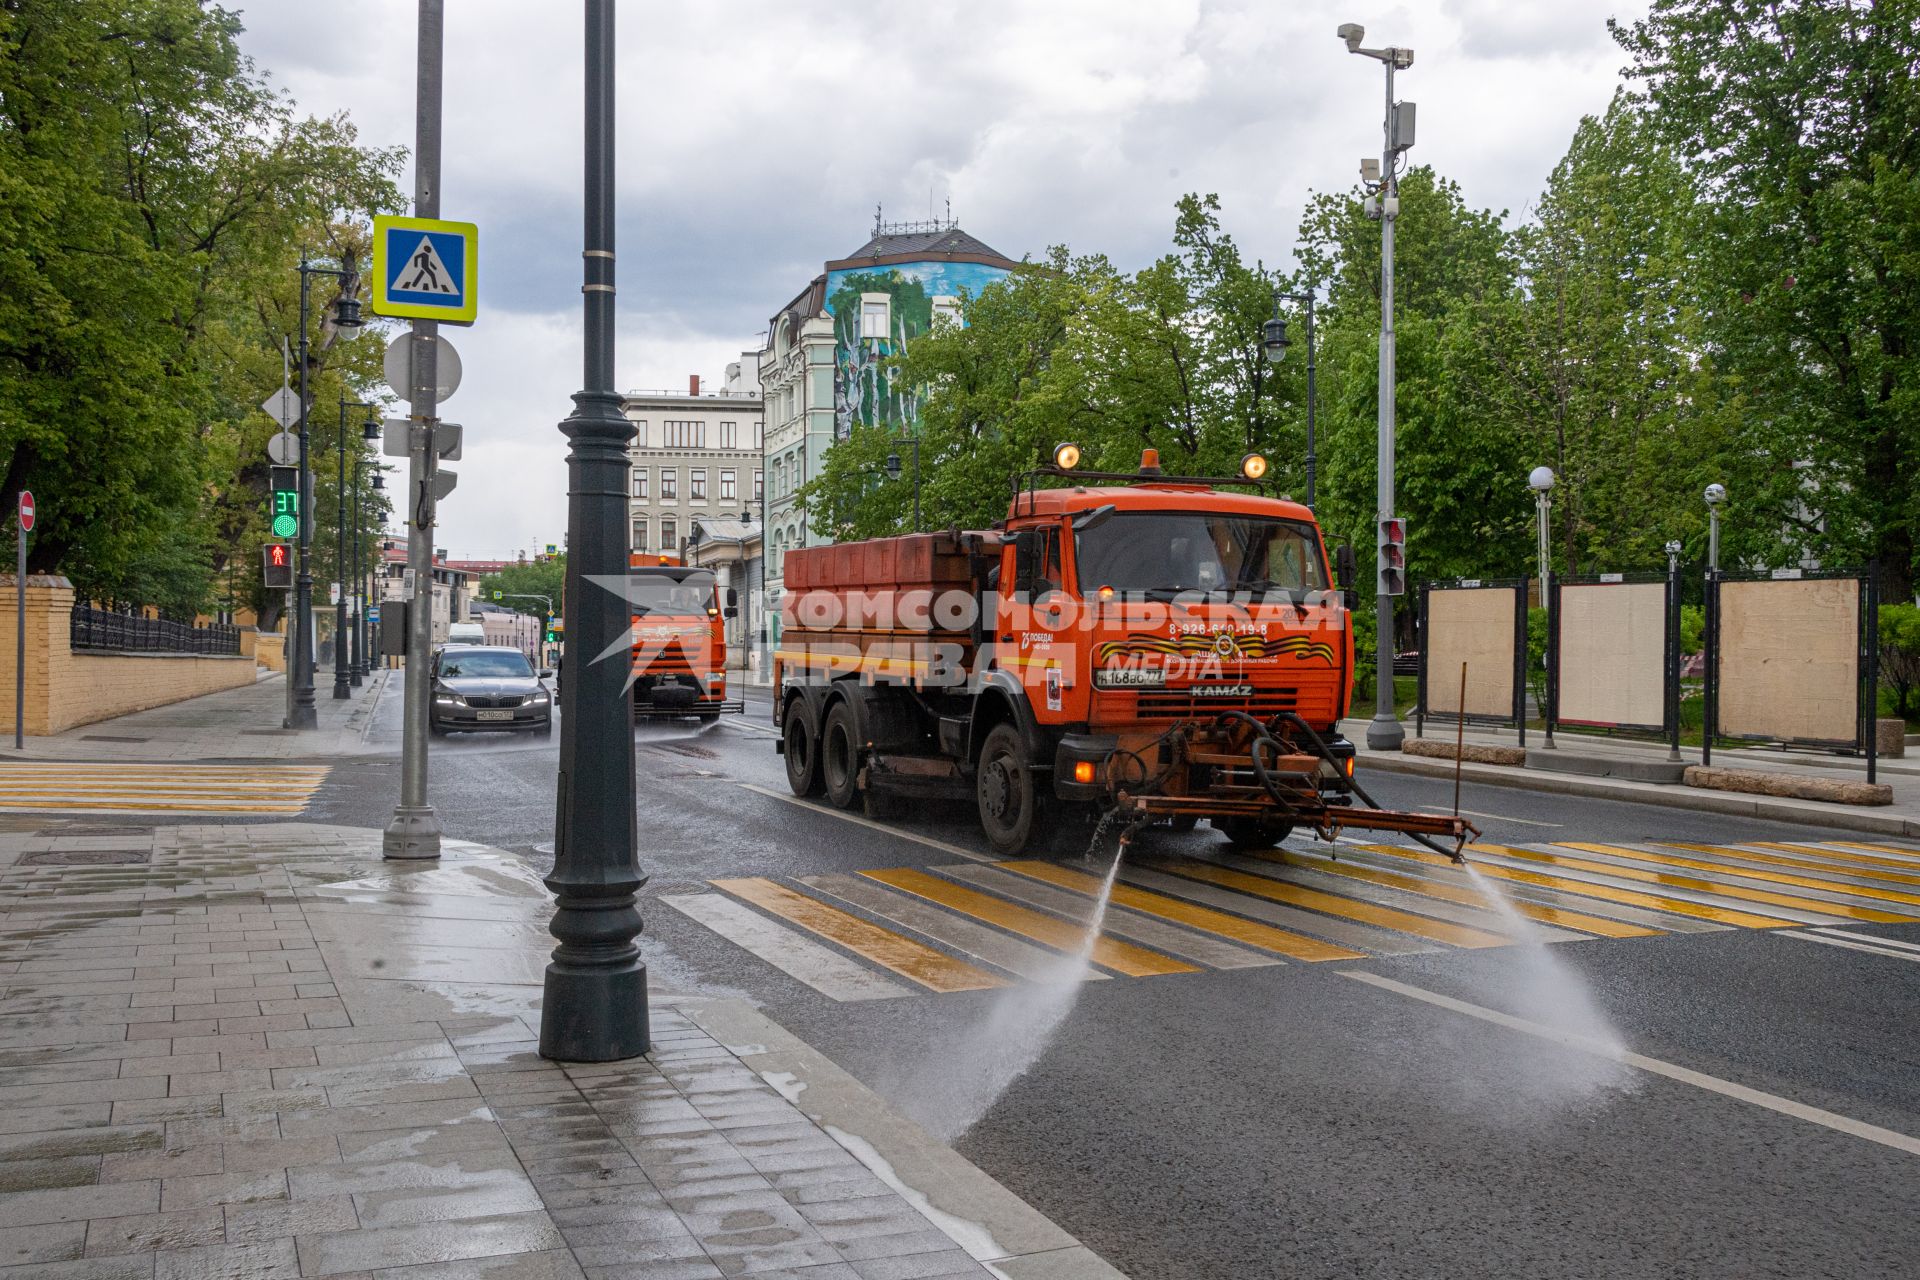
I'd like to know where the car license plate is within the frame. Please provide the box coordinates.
[475,709,513,721]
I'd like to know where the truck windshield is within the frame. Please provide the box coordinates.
[1075,512,1327,597]
[628,568,715,616]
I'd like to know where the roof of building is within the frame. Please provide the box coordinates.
[689,518,760,545]
[838,225,1013,262]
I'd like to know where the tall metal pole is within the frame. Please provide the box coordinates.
[14,517,24,751]
[1303,293,1317,511]
[289,264,318,730]
[350,438,364,685]
[384,0,445,859]
[911,435,921,532]
[1535,489,1552,606]
[1366,56,1404,751]
[333,394,351,699]
[541,0,647,1062]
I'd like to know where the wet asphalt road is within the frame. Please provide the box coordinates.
[313,674,1920,1280]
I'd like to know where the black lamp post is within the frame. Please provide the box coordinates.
[1262,287,1317,511]
[290,252,364,726]
[368,473,386,670]
[541,0,647,1063]
[884,434,921,531]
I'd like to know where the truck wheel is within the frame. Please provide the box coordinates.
[820,701,861,810]
[1216,817,1293,850]
[783,701,822,797]
[977,723,1054,856]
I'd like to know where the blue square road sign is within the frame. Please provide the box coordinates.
[372,215,478,325]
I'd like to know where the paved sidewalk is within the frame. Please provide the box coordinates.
[1347,717,1920,837]
[0,823,1123,1280]
[9,672,393,763]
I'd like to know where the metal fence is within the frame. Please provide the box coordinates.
[69,605,242,656]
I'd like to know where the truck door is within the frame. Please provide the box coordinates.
[1006,524,1065,715]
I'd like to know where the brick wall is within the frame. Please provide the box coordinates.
[0,578,258,735]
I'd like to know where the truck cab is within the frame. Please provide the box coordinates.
[628,553,741,721]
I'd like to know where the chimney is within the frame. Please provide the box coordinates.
[689,373,700,396]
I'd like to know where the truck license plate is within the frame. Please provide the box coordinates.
[475,709,513,721]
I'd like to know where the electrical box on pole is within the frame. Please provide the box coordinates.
[1377,517,1407,597]
[1390,101,1416,153]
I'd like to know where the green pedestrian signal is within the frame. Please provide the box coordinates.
[269,465,300,539]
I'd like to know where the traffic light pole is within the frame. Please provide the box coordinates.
[384,0,444,860]
[288,261,320,730]
[1367,54,1405,752]
[333,395,352,700]
[541,0,647,1062]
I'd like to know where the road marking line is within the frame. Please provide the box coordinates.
[857,867,1199,978]
[1617,841,1920,904]
[1150,858,1514,949]
[999,860,1353,961]
[1666,841,1920,889]
[1459,843,1859,925]
[1340,970,1920,1158]
[801,872,1108,983]
[938,862,1282,968]
[1821,840,1920,862]
[1358,844,1791,929]
[1222,851,1585,942]
[0,800,309,814]
[735,783,995,863]
[1261,849,1660,940]
[1775,929,1920,963]
[711,877,1005,993]
[1419,805,1562,828]
[1553,843,1920,922]
[1810,926,1920,955]
[662,893,914,1002]
[1119,862,1438,955]
[1743,841,1920,879]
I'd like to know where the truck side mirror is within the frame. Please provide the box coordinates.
[1335,543,1357,591]
[723,606,738,619]
[725,587,739,608]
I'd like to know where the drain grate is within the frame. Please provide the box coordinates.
[80,735,149,743]
[20,848,151,866]
[651,742,718,760]
[38,826,146,837]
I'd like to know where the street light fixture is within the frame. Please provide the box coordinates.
[1704,483,1727,576]
[883,436,922,532]
[1263,288,1319,510]
[1341,21,1415,752]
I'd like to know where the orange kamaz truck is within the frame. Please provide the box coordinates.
[629,553,740,721]
[774,447,1474,857]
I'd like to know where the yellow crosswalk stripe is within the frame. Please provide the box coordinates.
[857,868,1199,977]
[1000,861,1366,961]
[1148,858,1513,948]
[0,763,326,814]
[1360,844,1793,929]
[712,877,1005,993]
[1746,841,1920,876]
[1663,841,1920,889]
[1813,840,1920,866]
[1258,849,1662,939]
[1553,843,1920,922]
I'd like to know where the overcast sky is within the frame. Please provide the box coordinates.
[234,0,1648,559]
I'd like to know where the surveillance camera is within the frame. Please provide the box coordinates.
[1337,22,1364,51]
[1705,483,1727,505]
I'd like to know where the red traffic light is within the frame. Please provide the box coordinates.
[269,545,289,567]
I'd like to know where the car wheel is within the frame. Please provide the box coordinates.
[429,722,447,737]
[976,723,1056,857]
[782,699,822,797]
[820,700,861,810]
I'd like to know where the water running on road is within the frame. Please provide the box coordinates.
[899,849,1126,1143]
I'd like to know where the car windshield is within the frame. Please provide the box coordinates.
[436,650,533,679]
[1074,512,1327,596]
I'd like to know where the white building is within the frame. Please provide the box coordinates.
[623,363,764,563]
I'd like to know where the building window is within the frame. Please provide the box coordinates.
[753,469,763,502]
[632,519,648,552]
[630,419,648,447]
[631,467,648,499]
[932,294,961,327]
[664,420,704,448]
[860,293,890,341]
[754,420,763,448]
[720,469,736,501]
[690,469,707,501]
[661,468,678,501]
[720,421,737,448]
[661,517,677,553]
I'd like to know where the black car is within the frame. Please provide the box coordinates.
[428,645,553,736]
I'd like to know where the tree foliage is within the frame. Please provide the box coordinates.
[0,0,401,617]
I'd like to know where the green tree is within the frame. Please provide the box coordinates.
[1615,0,1920,595]
[478,558,567,618]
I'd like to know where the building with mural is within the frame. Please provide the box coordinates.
[757,216,1019,655]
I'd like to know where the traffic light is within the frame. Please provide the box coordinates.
[1377,517,1407,596]
[262,543,293,589]
[269,466,300,539]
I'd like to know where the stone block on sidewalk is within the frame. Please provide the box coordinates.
[1876,718,1906,758]
[1683,765,1894,807]
[1403,738,1527,767]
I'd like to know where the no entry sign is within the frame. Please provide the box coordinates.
[16,491,32,533]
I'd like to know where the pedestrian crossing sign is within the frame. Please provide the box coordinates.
[371,214,478,325]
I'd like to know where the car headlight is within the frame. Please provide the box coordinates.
[434,692,464,706]
[531,687,550,701]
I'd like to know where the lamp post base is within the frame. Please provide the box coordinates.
[540,960,649,1062]
[382,807,442,860]
[1365,711,1405,752]
[350,670,364,688]
[286,705,318,731]
[333,679,351,700]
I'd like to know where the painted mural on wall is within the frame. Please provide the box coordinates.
[827,260,1010,439]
